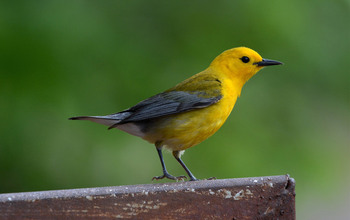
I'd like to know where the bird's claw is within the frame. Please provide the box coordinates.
[206,177,217,180]
[152,173,187,181]
[189,177,216,181]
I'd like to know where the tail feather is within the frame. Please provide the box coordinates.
[69,112,131,127]
[69,116,118,127]
[70,112,146,137]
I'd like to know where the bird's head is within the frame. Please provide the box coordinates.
[210,47,282,83]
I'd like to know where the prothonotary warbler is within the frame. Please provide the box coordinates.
[70,47,282,181]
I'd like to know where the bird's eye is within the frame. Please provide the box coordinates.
[240,56,250,63]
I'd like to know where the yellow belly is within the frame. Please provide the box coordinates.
[143,93,237,151]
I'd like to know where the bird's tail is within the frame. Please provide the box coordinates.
[69,112,131,128]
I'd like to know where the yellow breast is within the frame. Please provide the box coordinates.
[143,76,239,151]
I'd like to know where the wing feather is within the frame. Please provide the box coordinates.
[114,74,222,125]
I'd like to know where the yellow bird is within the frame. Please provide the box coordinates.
[70,47,282,181]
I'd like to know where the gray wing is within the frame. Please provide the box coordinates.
[70,75,223,129]
[115,90,222,124]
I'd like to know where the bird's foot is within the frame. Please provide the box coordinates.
[152,173,187,181]
[206,177,217,180]
[188,177,216,181]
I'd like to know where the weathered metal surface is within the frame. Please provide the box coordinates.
[0,175,295,219]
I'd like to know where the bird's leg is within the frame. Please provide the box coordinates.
[173,151,198,181]
[152,147,187,181]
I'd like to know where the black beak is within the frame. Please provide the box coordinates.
[254,58,283,66]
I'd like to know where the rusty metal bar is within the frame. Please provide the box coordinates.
[0,175,295,219]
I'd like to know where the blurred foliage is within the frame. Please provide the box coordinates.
[0,0,349,218]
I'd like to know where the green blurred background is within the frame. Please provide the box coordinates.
[1,0,349,218]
